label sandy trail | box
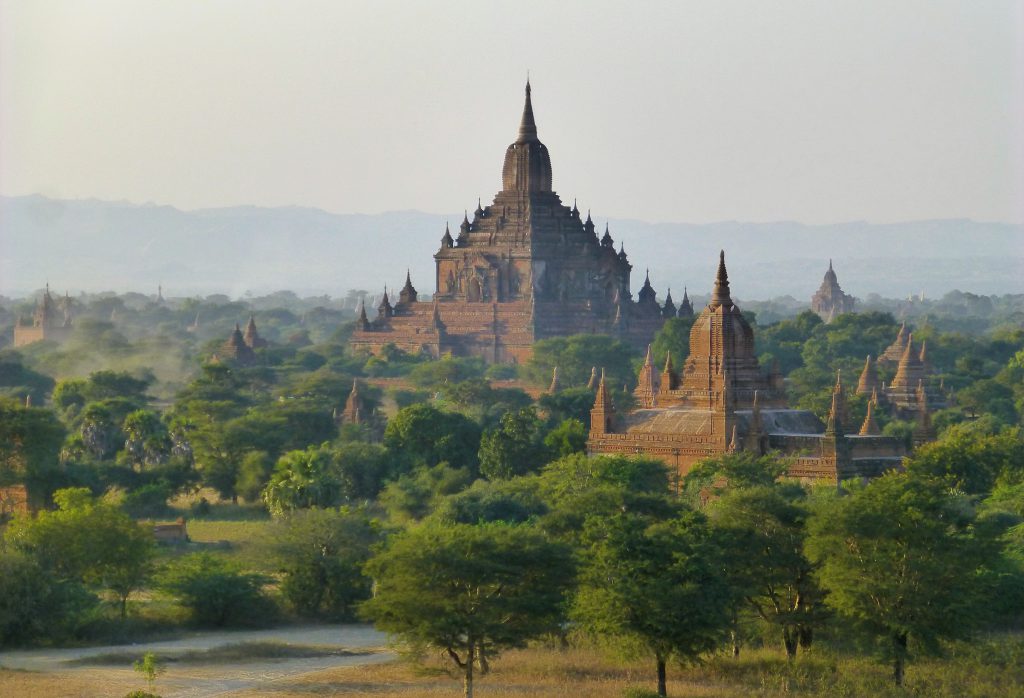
[0,624,394,697]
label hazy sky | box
[2,0,1022,224]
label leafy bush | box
[121,482,172,518]
[0,550,96,647]
[158,553,272,627]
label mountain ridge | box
[1,195,1021,299]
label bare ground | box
[0,624,392,697]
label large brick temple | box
[349,82,671,364]
[588,252,911,482]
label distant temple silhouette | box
[811,260,856,322]
[14,284,73,348]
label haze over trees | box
[0,288,1021,695]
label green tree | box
[537,386,598,426]
[806,473,999,685]
[0,398,65,505]
[707,484,825,658]
[542,418,587,458]
[5,487,155,618]
[907,423,1024,494]
[433,478,548,525]
[122,409,172,468]
[362,521,573,698]
[573,509,733,697]
[525,334,639,390]
[384,403,481,473]
[651,316,695,369]
[537,453,673,541]
[235,450,274,503]
[262,445,343,515]
[269,506,380,618]
[478,407,551,479]
[0,550,95,647]
[379,463,474,523]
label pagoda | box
[810,260,856,322]
[588,252,909,483]
[349,82,668,363]
[14,284,74,348]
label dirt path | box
[0,624,394,697]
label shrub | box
[0,550,96,647]
[158,553,272,627]
[121,482,172,518]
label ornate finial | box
[517,78,538,143]
[710,250,731,308]
[644,344,653,366]
[663,350,673,372]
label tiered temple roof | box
[349,82,670,363]
[588,253,910,483]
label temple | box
[857,324,949,417]
[810,260,856,322]
[587,252,909,483]
[349,82,672,363]
[13,285,74,348]
[212,317,268,366]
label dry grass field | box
[4,639,1023,698]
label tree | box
[573,510,733,697]
[537,386,597,426]
[362,521,573,698]
[907,423,1024,494]
[707,484,825,658]
[5,487,155,618]
[525,334,639,390]
[478,407,551,479]
[0,550,95,647]
[269,506,380,618]
[122,409,172,468]
[384,403,481,473]
[158,553,270,627]
[378,463,474,523]
[262,445,343,515]
[806,473,999,685]
[537,453,674,541]
[0,398,65,504]
[542,418,587,458]
[651,316,695,369]
[433,478,548,525]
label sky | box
[1,0,1022,224]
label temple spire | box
[548,366,561,394]
[710,250,732,309]
[859,399,881,436]
[517,79,538,143]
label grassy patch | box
[66,641,373,667]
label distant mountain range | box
[1,195,1021,301]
